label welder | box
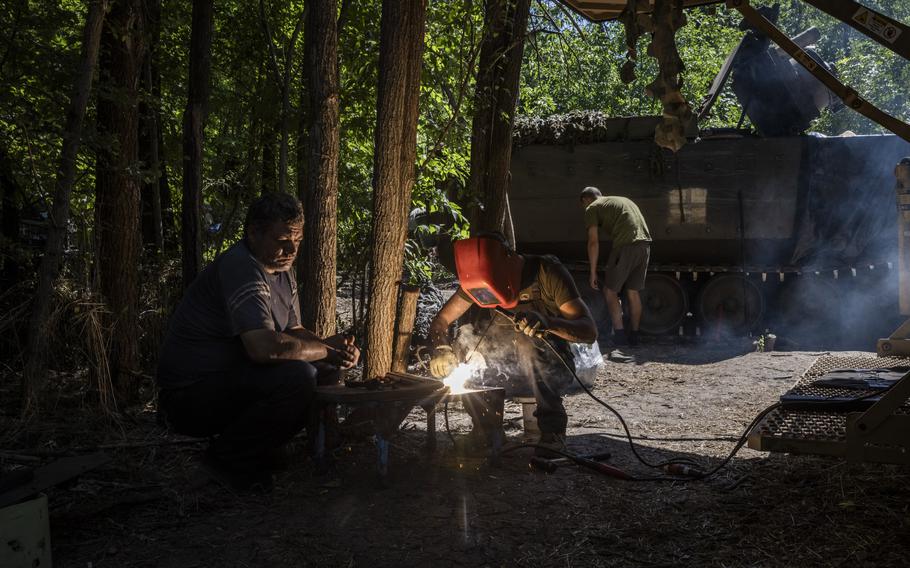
[428,233,597,455]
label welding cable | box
[534,335,792,480]
[536,334,904,481]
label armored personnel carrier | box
[509,10,910,346]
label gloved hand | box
[516,311,551,338]
[429,345,458,378]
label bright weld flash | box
[443,363,474,394]
[442,355,485,394]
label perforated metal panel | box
[748,355,910,459]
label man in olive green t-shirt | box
[580,187,651,346]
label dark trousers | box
[515,335,574,434]
[158,361,339,472]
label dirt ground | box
[3,338,910,567]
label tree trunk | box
[139,0,163,255]
[0,142,22,287]
[181,0,214,288]
[392,284,420,372]
[364,0,427,380]
[95,0,145,402]
[158,116,174,248]
[298,0,340,337]
[21,0,108,410]
[466,0,530,233]
[260,117,277,193]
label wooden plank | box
[0,453,110,509]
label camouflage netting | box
[512,111,624,146]
[514,1,694,152]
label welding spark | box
[443,363,475,394]
[442,355,486,394]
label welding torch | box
[493,306,551,337]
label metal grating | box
[748,355,910,458]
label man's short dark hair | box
[244,193,304,235]
[580,186,602,200]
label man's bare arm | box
[586,225,600,290]
[240,328,329,364]
[547,298,598,343]
[428,292,474,347]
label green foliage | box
[520,0,909,135]
[2,0,909,296]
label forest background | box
[1,0,908,412]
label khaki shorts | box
[603,242,650,292]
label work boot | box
[534,431,567,458]
[612,330,628,347]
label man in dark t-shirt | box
[157,193,359,490]
[427,234,597,455]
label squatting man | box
[156,193,360,490]
[427,234,598,454]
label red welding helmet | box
[453,236,524,309]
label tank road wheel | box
[639,273,688,335]
[696,274,764,334]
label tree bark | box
[298,0,340,336]
[139,0,163,255]
[466,0,530,232]
[21,0,108,410]
[95,0,145,401]
[364,0,427,380]
[392,284,420,372]
[181,0,214,288]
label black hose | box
[536,334,780,480]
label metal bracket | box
[800,0,909,61]
[877,318,910,356]
[727,0,910,144]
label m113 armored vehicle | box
[509,2,910,346]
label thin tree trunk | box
[260,111,277,193]
[258,1,304,194]
[0,142,22,286]
[139,0,163,254]
[22,0,108,410]
[364,0,427,380]
[181,0,214,288]
[95,0,145,402]
[299,0,340,337]
[392,284,420,372]
[157,115,173,247]
[466,0,530,232]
